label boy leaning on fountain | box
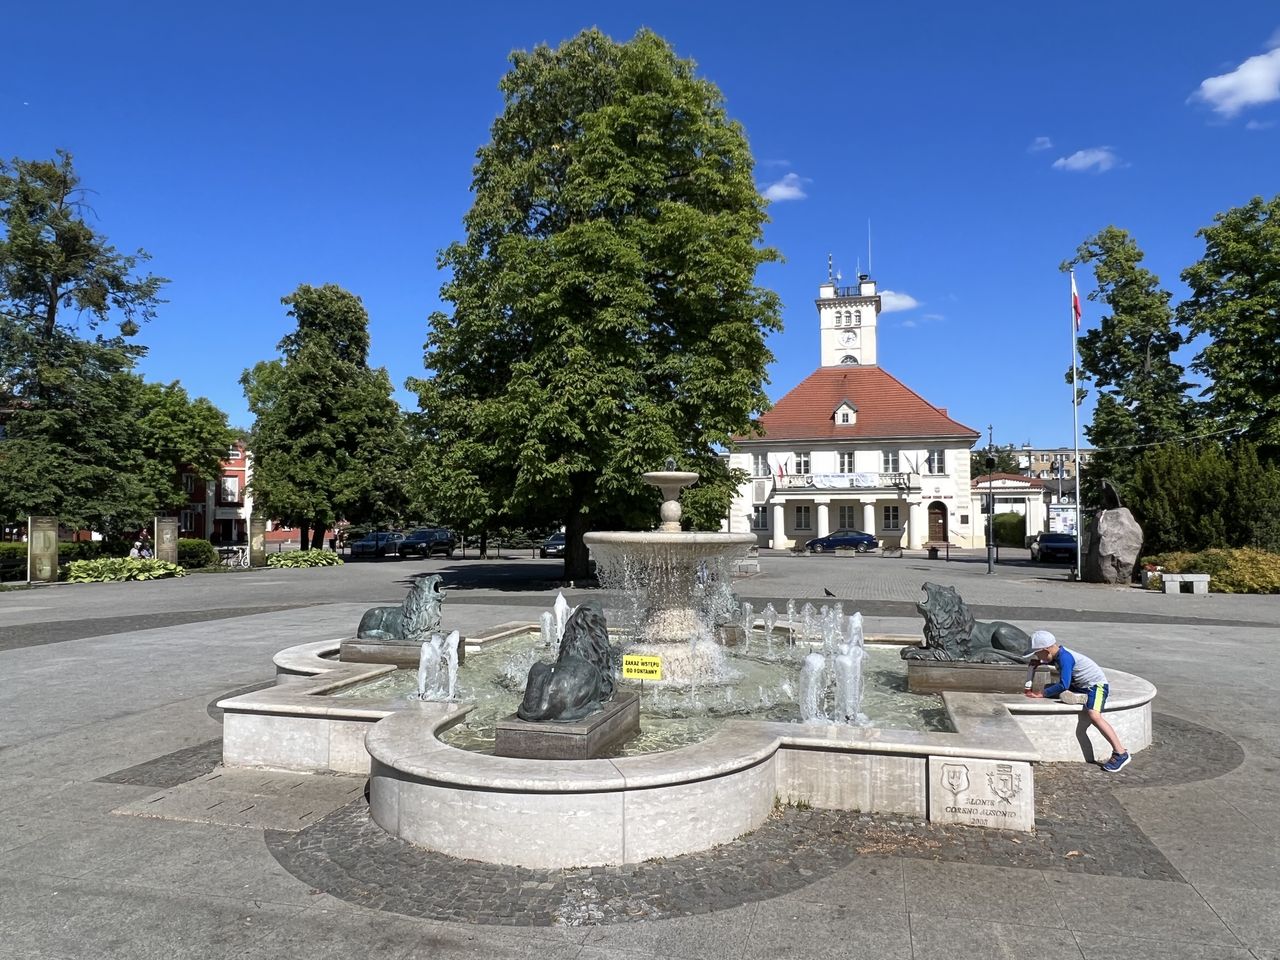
[1022,630,1131,772]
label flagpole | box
[1070,269,1082,578]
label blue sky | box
[6,2,1278,448]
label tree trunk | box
[478,530,489,559]
[563,504,593,582]
[299,521,311,551]
[310,525,325,550]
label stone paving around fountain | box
[2,550,1279,959]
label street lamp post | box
[985,425,995,575]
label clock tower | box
[817,269,880,367]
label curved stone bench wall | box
[1003,670,1156,762]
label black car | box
[540,532,566,558]
[399,527,457,559]
[1030,532,1077,563]
[805,528,879,553]
[349,531,405,559]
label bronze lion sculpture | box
[518,600,619,722]
[356,574,445,643]
[901,582,1031,662]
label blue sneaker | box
[1102,752,1131,773]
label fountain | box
[584,464,755,685]
[216,466,1158,868]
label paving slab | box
[113,767,367,830]
[1076,932,1256,960]
[1043,873,1240,946]
[1194,882,1280,959]
[743,898,912,960]
[901,860,1065,926]
[907,914,1084,960]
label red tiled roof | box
[739,366,980,443]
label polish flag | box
[776,457,785,479]
[1071,273,1082,332]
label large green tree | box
[1179,195,1280,456]
[0,152,229,535]
[409,28,782,578]
[1063,227,1192,502]
[243,284,407,547]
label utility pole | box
[986,425,995,575]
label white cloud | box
[1246,118,1275,130]
[922,313,946,322]
[900,318,918,328]
[762,172,808,202]
[1052,147,1122,173]
[1190,43,1280,117]
[879,290,920,313]
[1028,136,1053,152]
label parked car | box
[540,532,567,558]
[804,528,879,553]
[399,527,457,559]
[349,531,405,559]
[1030,532,1077,563]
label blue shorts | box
[1079,683,1109,711]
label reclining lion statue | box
[357,574,444,643]
[901,581,1031,663]
[518,600,619,723]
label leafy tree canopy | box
[409,28,782,577]
[243,284,407,547]
[1,151,230,535]
[1180,194,1280,455]
[1062,227,1191,501]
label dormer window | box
[840,412,851,424]
[832,401,857,426]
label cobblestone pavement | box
[263,713,1238,927]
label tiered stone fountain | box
[585,467,755,685]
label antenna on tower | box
[867,219,872,276]
[827,253,833,283]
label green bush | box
[993,512,1026,548]
[177,538,218,569]
[62,557,187,582]
[1,540,113,579]
[1142,547,1280,594]
[267,549,343,568]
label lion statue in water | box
[901,582,1032,663]
[518,600,619,723]
[356,574,444,643]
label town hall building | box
[727,272,982,550]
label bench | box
[1160,573,1210,595]
[923,541,952,561]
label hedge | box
[1141,547,1280,594]
[267,549,344,568]
[177,538,218,569]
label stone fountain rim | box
[583,530,756,544]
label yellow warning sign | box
[622,654,663,680]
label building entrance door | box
[928,502,947,542]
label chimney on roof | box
[858,274,875,297]
[938,407,947,416]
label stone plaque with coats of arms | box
[928,756,1034,831]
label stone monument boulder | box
[1081,507,1143,584]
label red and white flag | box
[776,457,785,479]
[1071,273,1082,332]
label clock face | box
[839,330,858,347]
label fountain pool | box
[332,630,950,755]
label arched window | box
[841,355,859,365]
[853,309,862,325]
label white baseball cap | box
[1028,630,1057,652]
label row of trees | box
[0,153,234,537]
[1068,196,1280,551]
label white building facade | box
[728,273,981,550]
